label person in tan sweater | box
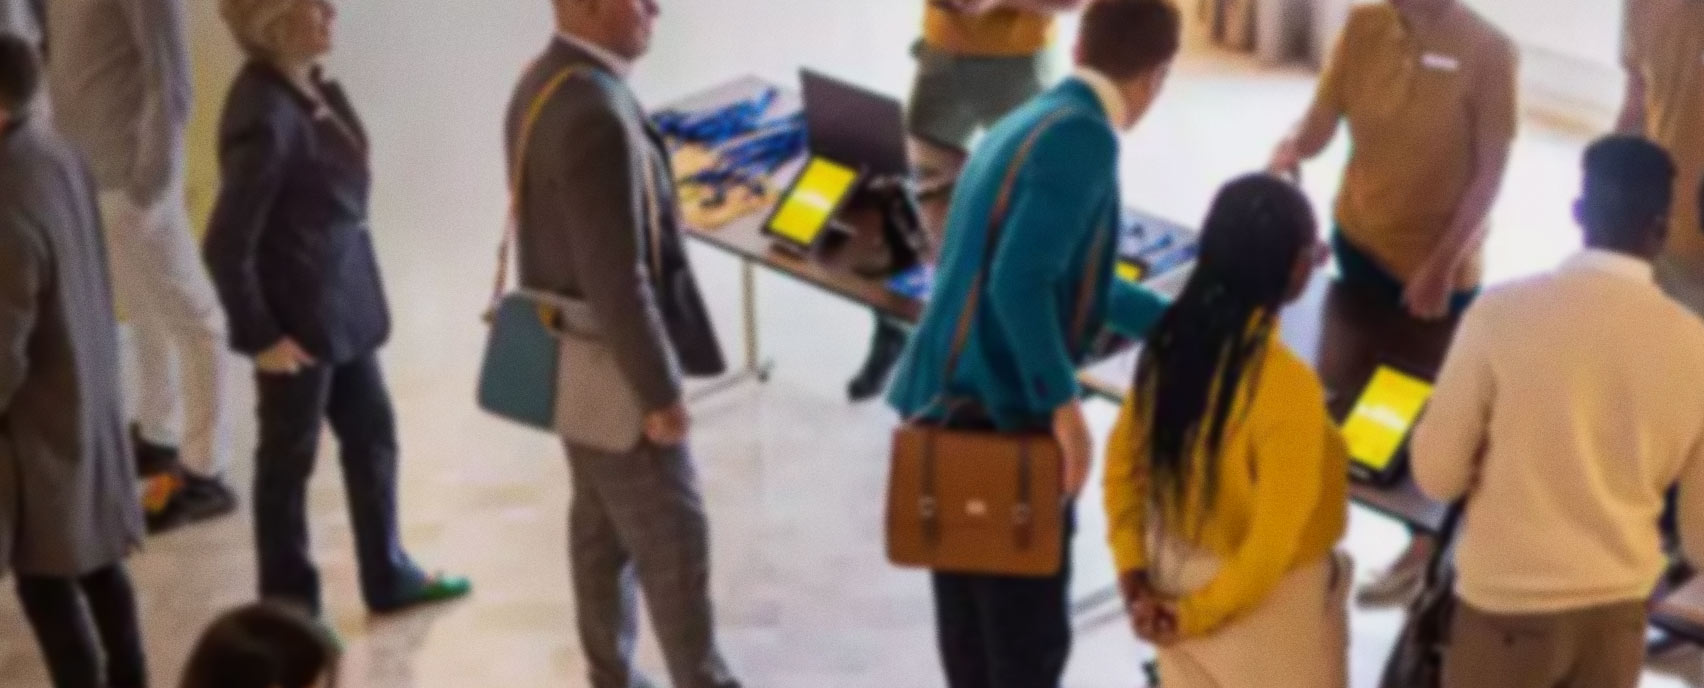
[1414,136,1704,688]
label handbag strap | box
[929,108,1110,413]
[488,64,595,315]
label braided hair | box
[1135,174,1317,521]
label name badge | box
[1421,52,1462,72]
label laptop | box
[800,69,910,179]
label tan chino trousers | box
[1443,599,1647,688]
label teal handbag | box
[478,293,560,430]
[476,65,590,431]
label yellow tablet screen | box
[768,158,857,246]
[1342,367,1433,472]
[1116,260,1144,283]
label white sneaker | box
[1356,558,1425,608]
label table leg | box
[688,259,775,403]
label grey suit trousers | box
[565,440,739,688]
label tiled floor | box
[3,1,1702,686]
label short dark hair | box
[1078,0,1183,81]
[179,603,341,688]
[1579,135,1676,250]
[0,33,41,113]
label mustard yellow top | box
[922,4,1054,57]
[1103,329,1348,637]
[1625,0,1704,271]
[1307,4,1518,289]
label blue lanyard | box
[652,88,781,147]
[656,89,809,201]
[682,117,807,192]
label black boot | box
[131,424,180,478]
[847,317,908,402]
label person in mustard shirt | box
[1105,174,1350,688]
[846,0,1085,403]
[1267,0,1517,606]
[1620,0,1704,316]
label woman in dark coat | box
[205,0,469,617]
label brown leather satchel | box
[886,109,1109,577]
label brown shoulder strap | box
[936,109,1097,393]
[1070,219,1113,346]
[487,65,594,314]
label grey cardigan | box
[0,119,142,578]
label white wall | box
[1462,0,1625,123]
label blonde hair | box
[218,0,298,58]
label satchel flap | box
[890,426,1065,529]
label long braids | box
[1134,174,1318,524]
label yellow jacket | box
[1103,329,1348,637]
[922,5,1053,57]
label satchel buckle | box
[919,497,938,519]
[1012,504,1032,525]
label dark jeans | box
[932,508,1076,688]
[253,353,425,615]
[15,564,147,688]
[1335,232,1476,540]
[1332,232,1479,317]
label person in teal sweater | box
[885,1,1181,686]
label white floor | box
[3,1,1700,686]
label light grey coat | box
[0,0,41,46]
[0,0,44,118]
[0,119,142,578]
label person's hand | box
[1053,401,1093,497]
[1403,256,1456,321]
[1118,569,1154,607]
[255,338,315,375]
[1267,136,1304,182]
[1131,596,1181,647]
[644,402,691,446]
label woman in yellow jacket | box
[1103,174,1351,688]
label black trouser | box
[931,507,1075,688]
[253,353,424,615]
[15,564,147,688]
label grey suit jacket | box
[0,119,142,578]
[503,39,725,413]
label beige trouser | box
[99,187,237,476]
[1149,537,1352,688]
[1443,600,1647,688]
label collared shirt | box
[1072,67,1128,130]
[1625,0,1704,272]
[45,0,190,206]
[556,31,633,78]
[922,4,1053,57]
[1306,3,1518,289]
[1414,247,1704,614]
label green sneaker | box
[371,574,472,614]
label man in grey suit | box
[0,34,147,688]
[503,2,738,687]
